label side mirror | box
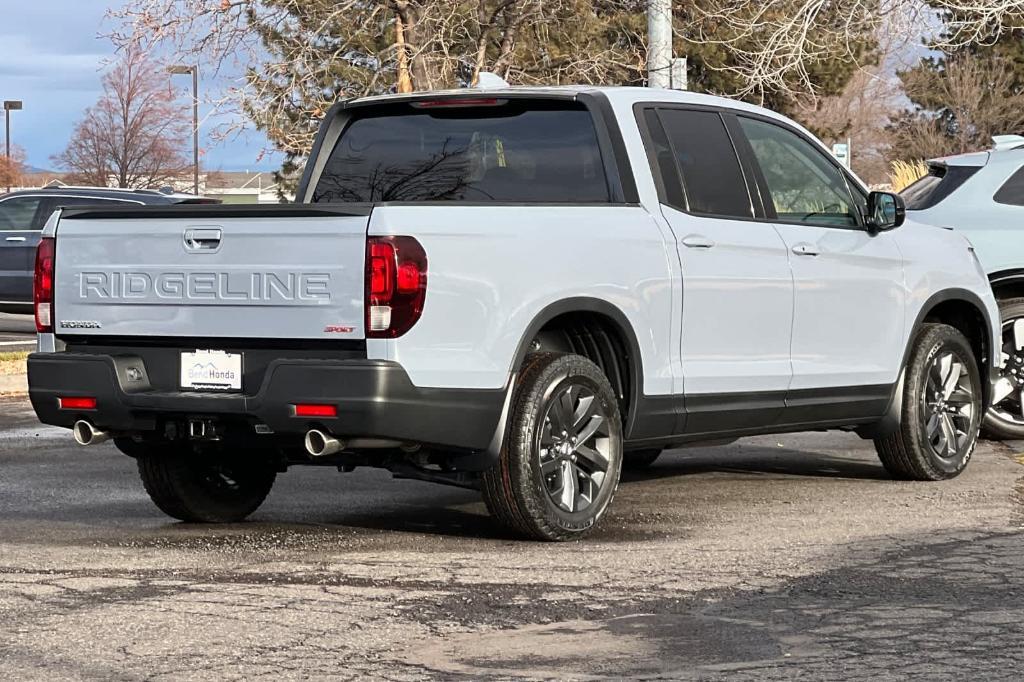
[867,191,905,232]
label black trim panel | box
[28,353,505,454]
[683,390,785,433]
[581,92,639,204]
[625,383,894,447]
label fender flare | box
[901,288,994,370]
[504,297,648,436]
[863,287,996,439]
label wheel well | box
[990,273,1024,302]
[922,299,990,379]
[528,311,635,423]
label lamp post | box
[4,100,22,193]
[168,65,199,195]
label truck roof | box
[346,85,797,127]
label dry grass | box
[888,160,929,193]
[0,352,28,376]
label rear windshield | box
[901,164,979,210]
[311,100,609,203]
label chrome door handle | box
[4,236,26,242]
[791,243,820,256]
[682,235,715,249]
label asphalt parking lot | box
[0,313,34,351]
[1,395,1024,680]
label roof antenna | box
[474,72,510,89]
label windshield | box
[311,100,609,203]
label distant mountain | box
[23,166,55,174]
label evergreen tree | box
[244,1,878,194]
[892,8,1024,159]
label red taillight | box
[412,98,505,108]
[293,403,338,418]
[59,397,96,410]
[368,241,395,300]
[365,236,427,338]
[34,237,55,333]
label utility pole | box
[168,65,200,195]
[647,0,672,89]
[4,100,22,193]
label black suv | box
[0,187,217,313]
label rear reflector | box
[293,404,338,418]
[59,397,97,410]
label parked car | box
[901,137,1024,439]
[0,187,217,314]
[27,84,999,541]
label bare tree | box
[0,146,26,190]
[108,0,1024,121]
[54,51,191,189]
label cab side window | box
[656,109,753,218]
[738,117,860,228]
[0,197,45,231]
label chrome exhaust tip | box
[304,429,343,457]
[73,420,110,446]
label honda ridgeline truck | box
[28,85,1000,541]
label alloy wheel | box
[537,383,611,514]
[922,349,976,460]
[990,316,1024,426]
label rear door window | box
[0,197,45,231]
[994,165,1024,206]
[312,100,609,203]
[38,196,139,225]
[902,165,980,209]
[654,108,753,218]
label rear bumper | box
[28,352,506,452]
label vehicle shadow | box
[622,443,893,483]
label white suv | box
[28,86,999,541]
[902,137,1024,439]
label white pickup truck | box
[28,86,1000,541]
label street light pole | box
[647,0,672,89]
[168,65,200,195]
[3,100,23,193]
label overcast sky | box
[0,1,276,173]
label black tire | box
[137,447,277,523]
[982,297,1024,440]
[481,353,623,541]
[623,448,662,470]
[875,323,982,481]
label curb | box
[0,373,28,395]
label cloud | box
[0,0,275,172]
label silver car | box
[0,187,215,314]
[903,136,1024,439]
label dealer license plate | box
[180,350,243,391]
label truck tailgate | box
[51,205,370,340]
